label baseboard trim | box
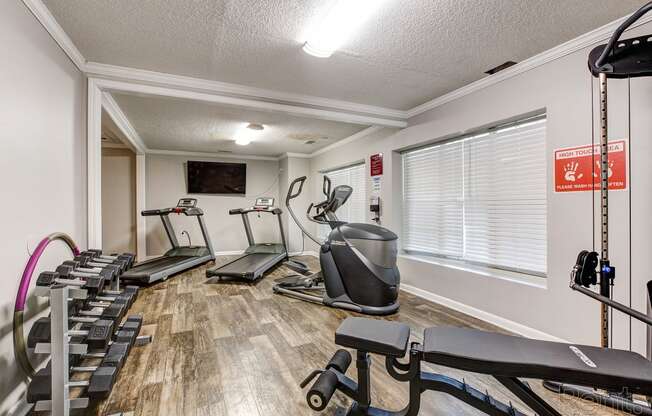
[401,284,567,343]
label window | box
[319,163,367,239]
[402,116,547,276]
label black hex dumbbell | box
[27,362,119,403]
[84,249,135,269]
[27,317,114,350]
[37,270,105,297]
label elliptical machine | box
[273,175,400,315]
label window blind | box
[402,117,547,276]
[319,163,366,239]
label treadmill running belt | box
[208,253,285,279]
[122,256,196,277]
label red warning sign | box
[554,140,627,193]
[370,153,383,176]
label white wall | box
[145,154,281,255]
[0,1,86,413]
[308,22,652,351]
[102,147,137,254]
[284,157,312,254]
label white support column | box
[50,286,70,416]
[87,78,103,249]
[136,154,147,260]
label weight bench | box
[302,317,652,416]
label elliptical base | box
[272,283,399,316]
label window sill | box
[398,253,548,289]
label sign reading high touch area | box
[554,140,627,192]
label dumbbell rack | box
[32,284,92,414]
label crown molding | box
[21,0,86,71]
[28,0,652,134]
[310,126,384,158]
[92,77,406,128]
[405,11,652,119]
[101,92,147,154]
[101,142,128,149]
[85,62,407,120]
[147,148,280,162]
[280,152,313,160]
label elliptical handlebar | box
[287,176,307,203]
[322,176,331,199]
[306,203,329,226]
[285,176,323,246]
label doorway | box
[101,109,137,254]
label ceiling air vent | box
[305,140,316,145]
[485,61,517,75]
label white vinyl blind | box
[319,163,366,239]
[403,140,464,258]
[402,117,547,276]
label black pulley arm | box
[589,1,652,77]
[570,250,651,327]
[571,250,599,287]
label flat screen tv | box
[187,161,246,194]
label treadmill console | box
[177,198,197,208]
[254,197,275,211]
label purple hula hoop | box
[15,233,79,311]
[13,232,80,378]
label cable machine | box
[543,3,652,414]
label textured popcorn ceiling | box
[43,0,645,110]
[112,93,367,156]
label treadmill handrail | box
[142,207,204,216]
[231,207,283,215]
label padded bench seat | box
[423,327,652,396]
[335,317,410,357]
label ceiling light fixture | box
[234,123,264,146]
[302,0,387,58]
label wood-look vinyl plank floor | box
[85,256,627,416]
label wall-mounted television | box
[187,161,246,194]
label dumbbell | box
[36,272,123,323]
[28,315,143,353]
[28,317,114,350]
[42,264,137,306]
[75,253,128,273]
[37,270,106,297]
[67,256,123,276]
[27,361,119,403]
[85,249,135,268]
[56,263,115,290]
[64,259,140,300]
[56,262,138,306]
[36,272,136,329]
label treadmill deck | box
[206,252,286,280]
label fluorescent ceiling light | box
[234,123,264,146]
[303,0,387,58]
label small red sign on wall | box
[370,153,383,176]
[554,140,627,192]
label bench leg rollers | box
[326,349,351,373]
[307,370,339,411]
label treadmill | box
[121,198,215,284]
[206,197,288,281]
